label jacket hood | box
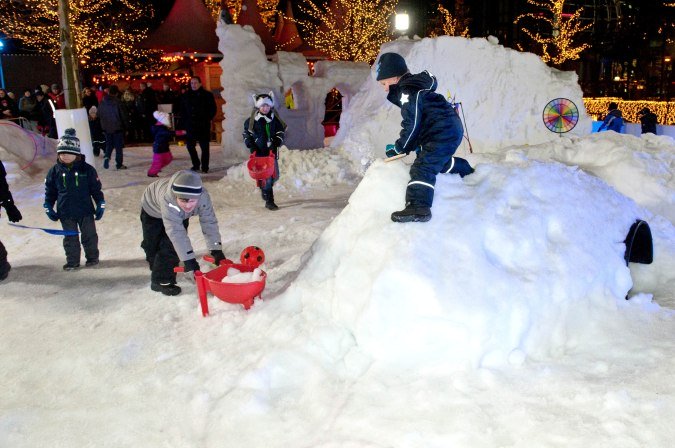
[397,71,438,92]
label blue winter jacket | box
[44,157,104,219]
[152,124,172,154]
[387,71,463,154]
[598,109,623,133]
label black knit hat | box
[56,128,81,155]
[376,53,409,81]
[171,171,203,199]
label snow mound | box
[507,132,675,222]
[334,36,591,166]
[225,146,362,190]
[281,159,655,369]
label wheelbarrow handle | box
[173,266,203,274]
[202,255,234,266]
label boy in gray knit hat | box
[140,170,227,296]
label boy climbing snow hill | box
[44,129,105,270]
[377,52,474,223]
[147,110,174,177]
[140,170,226,296]
[243,92,286,210]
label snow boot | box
[391,204,432,223]
[151,282,181,296]
[63,262,81,271]
[265,190,279,211]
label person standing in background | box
[180,76,216,173]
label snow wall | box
[217,23,370,161]
[333,36,592,169]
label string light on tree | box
[514,0,590,66]
[291,0,397,62]
[427,3,470,38]
[0,0,162,73]
[206,0,279,30]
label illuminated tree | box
[514,0,591,66]
[292,0,397,62]
[0,0,159,73]
[209,0,279,29]
[427,3,470,38]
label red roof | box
[140,0,220,54]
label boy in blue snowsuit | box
[377,52,473,223]
[44,129,106,270]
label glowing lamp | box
[395,13,409,31]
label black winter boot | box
[391,204,432,223]
[151,282,182,296]
[264,189,279,211]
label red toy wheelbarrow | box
[174,248,267,317]
[247,152,276,187]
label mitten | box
[210,250,227,265]
[95,200,105,221]
[43,202,58,221]
[385,144,401,158]
[2,200,22,222]
[183,258,200,273]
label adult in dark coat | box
[98,85,127,169]
[1,160,23,281]
[638,108,658,135]
[180,76,217,173]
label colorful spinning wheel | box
[542,98,579,134]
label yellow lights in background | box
[93,71,192,85]
[584,98,675,126]
[514,0,590,66]
[0,0,159,72]
[160,53,217,63]
[292,0,398,62]
[428,4,470,38]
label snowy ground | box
[1,133,674,447]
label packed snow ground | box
[2,34,675,447]
[1,132,674,447]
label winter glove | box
[1,200,22,222]
[385,144,401,158]
[210,250,227,265]
[95,200,105,221]
[183,258,200,273]
[43,202,58,222]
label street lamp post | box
[0,40,5,90]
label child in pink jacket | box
[148,111,174,177]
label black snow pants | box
[140,209,188,285]
[61,215,99,265]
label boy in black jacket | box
[243,92,286,210]
[44,129,106,270]
[1,160,23,281]
[377,52,473,223]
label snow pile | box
[279,158,670,369]
[506,132,675,222]
[221,267,264,283]
[225,145,362,190]
[334,36,591,165]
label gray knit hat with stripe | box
[171,170,203,199]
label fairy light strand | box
[288,0,397,62]
[514,0,591,66]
